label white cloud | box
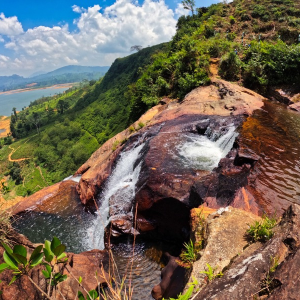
[0,35,4,42]
[0,13,23,36]
[0,0,178,76]
[0,54,9,62]
[175,3,190,17]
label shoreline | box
[0,83,74,96]
[0,116,10,138]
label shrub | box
[229,15,236,24]
[219,51,242,81]
[247,215,277,242]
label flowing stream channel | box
[14,121,241,299]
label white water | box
[89,143,145,250]
[178,125,238,171]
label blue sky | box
[0,0,219,76]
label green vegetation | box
[200,263,223,282]
[164,277,198,300]
[247,215,277,242]
[0,235,136,300]
[180,240,198,264]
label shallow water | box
[239,100,300,213]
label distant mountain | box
[0,65,110,91]
[33,65,110,78]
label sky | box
[0,0,219,77]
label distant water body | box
[0,86,71,116]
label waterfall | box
[89,143,145,250]
[178,124,238,171]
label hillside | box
[0,65,109,91]
[0,44,165,198]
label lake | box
[0,86,71,116]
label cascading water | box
[178,124,238,170]
[89,143,145,250]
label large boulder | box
[193,204,300,300]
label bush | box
[219,51,242,81]
[247,215,277,242]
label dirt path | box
[8,145,30,162]
[209,58,220,80]
[37,166,49,186]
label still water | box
[239,100,300,214]
[0,86,71,116]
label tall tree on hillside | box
[12,107,17,120]
[182,0,195,15]
[56,100,69,114]
[130,45,143,52]
[29,112,41,134]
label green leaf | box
[9,275,19,285]
[42,270,50,279]
[88,290,98,299]
[45,264,51,274]
[50,237,61,253]
[30,253,43,267]
[0,263,9,273]
[77,291,85,300]
[11,253,27,266]
[43,248,54,263]
[1,242,13,254]
[30,245,43,261]
[78,276,82,284]
[57,252,66,261]
[13,245,27,259]
[53,244,66,257]
[44,240,53,255]
[3,252,19,270]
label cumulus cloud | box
[0,13,23,36]
[175,3,190,17]
[0,0,178,76]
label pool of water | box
[13,207,165,300]
[239,100,300,214]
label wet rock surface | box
[193,204,300,300]
[151,253,186,300]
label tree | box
[29,112,41,134]
[182,0,195,15]
[12,107,17,120]
[130,45,143,52]
[56,100,69,114]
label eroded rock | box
[193,204,300,300]
[186,206,261,295]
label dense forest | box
[2,0,300,198]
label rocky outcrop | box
[193,204,300,300]
[76,80,264,207]
[74,80,265,242]
[0,230,109,300]
[186,206,261,295]
[11,179,81,216]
